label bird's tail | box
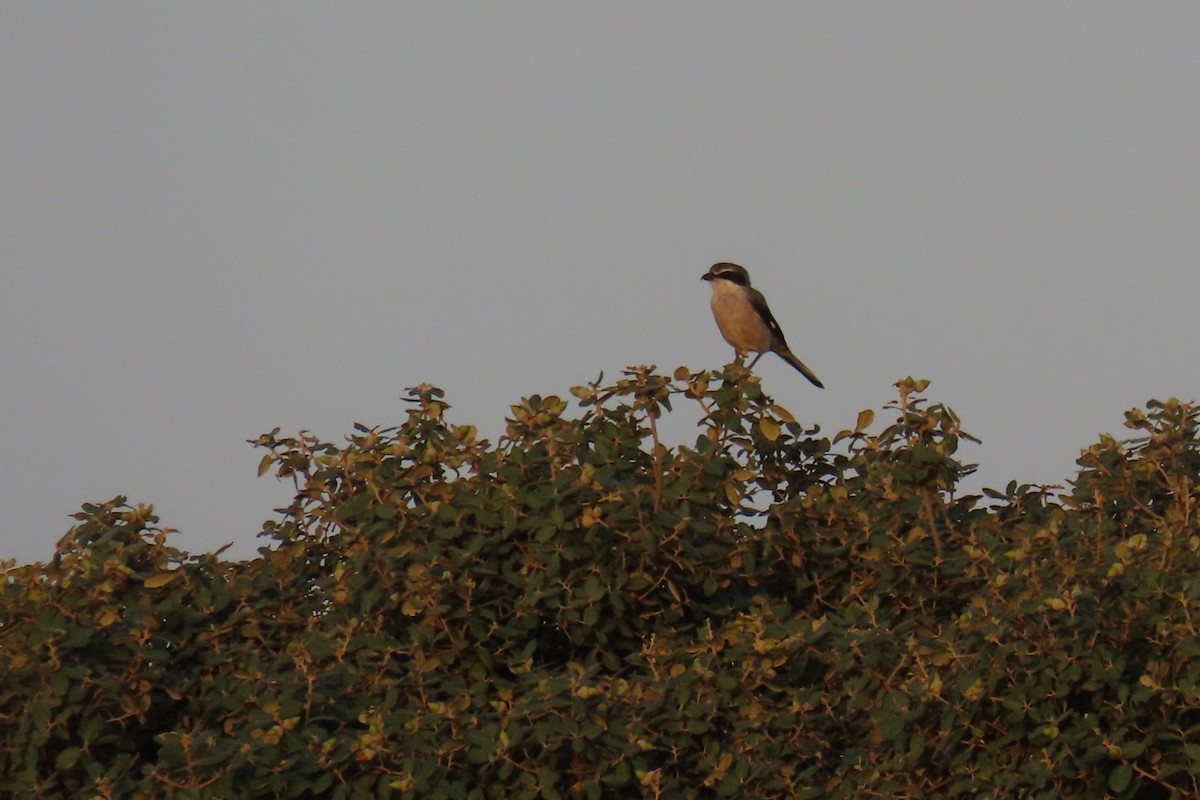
[777,349,824,388]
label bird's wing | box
[749,287,823,388]
[748,288,790,349]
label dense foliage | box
[2,366,1199,799]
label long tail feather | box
[777,349,824,388]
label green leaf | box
[80,715,102,743]
[879,715,905,741]
[1108,764,1132,793]
[54,746,81,771]
[717,771,741,797]
[582,605,600,627]
[583,575,604,601]
[306,633,333,661]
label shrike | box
[701,262,824,388]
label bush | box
[2,366,1198,798]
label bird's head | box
[702,262,751,286]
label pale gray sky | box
[3,5,1198,565]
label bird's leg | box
[747,352,764,369]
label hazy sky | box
[3,5,1198,565]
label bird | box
[701,262,824,388]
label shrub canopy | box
[2,366,1199,799]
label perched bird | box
[701,262,824,388]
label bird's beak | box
[701,272,712,281]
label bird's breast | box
[710,288,772,352]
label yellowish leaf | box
[401,597,423,616]
[143,571,176,589]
